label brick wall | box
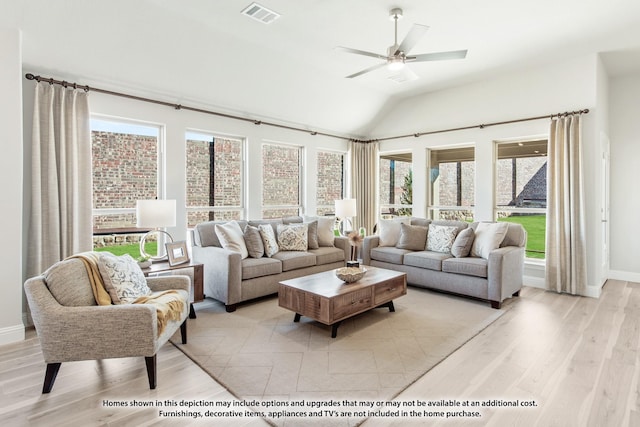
[262,144,301,218]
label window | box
[186,132,244,227]
[379,152,412,217]
[91,118,162,257]
[316,150,346,216]
[495,139,547,259]
[428,146,475,221]
[262,143,303,218]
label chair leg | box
[145,356,156,389]
[43,362,61,393]
[180,320,187,344]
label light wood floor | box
[1,281,638,426]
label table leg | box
[294,313,301,322]
[331,321,343,338]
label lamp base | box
[338,218,354,237]
[140,230,173,261]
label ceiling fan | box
[337,8,468,79]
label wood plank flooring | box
[1,281,638,426]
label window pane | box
[262,144,301,217]
[379,153,412,217]
[495,139,548,258]
[187,210,241,228]
[428,147,475,221]
[317,151,345,214]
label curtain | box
[349,140,379,235]
[545,114,587,295]
[27,82,92,278]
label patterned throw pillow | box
[97,253,152,304]
[277,224,308,251]
[258,224,279,257]
[426,224,459,253]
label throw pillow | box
[243,225,264,258]
[451,227,475,258]
[97,253,152,304]
[471,222,509,259]
[378,217,411,247]
[215,221,249,259]
[426,224,459,253]
[304,215,335,247]
[258,224,279,257]
[305,220,319,249]
[396,223,428,250]
[277,224,308,251]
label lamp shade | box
[335,198,356,218]
[136,199,176,228]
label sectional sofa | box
[361,218,526,309]
[191,216,348,312]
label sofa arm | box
[333,236,350,262]
[487,246,525,303]
[362,235,380,265]
[146,275,190,293]
[192,245,242,306]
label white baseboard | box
[0,323,25,346]
[524,275,545,289]
[608,270,640,284]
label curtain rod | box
[373,108,590,143]
[24,73,353,142]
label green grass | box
[94,242,158,259]
[498,214,546,259]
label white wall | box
[0,29,25,345]
[609,72,640,282]
[370,54,606,296]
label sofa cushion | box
[442,257,488,278]
[309,246,345,265]
[215,221,249,259]
[410,217,431,227]
[98,253,152,304]
[403,251,452,271]
[471,222,509,259]
[249,218,283,236]
[243,225,264,258]
[396,223,428,250]
[258,224,280,257]
[242,257,282,280]
[426,224,459,253]
[273,251,317,271]
[378,217,411,247]
[370,246,411,264]
[500,222,527,247]
[451,227,475,258]
[44,258,97,306]
[277,224,308,251]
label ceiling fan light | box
[388,58,405,71]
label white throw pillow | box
[471,222,509,259]
[426,224,459,253]
[97,253,152,304]
[303,215,335,247]
[215,221,249,259]
[378,217,411,247]
[277,224,308,251]
[258,224,280,257]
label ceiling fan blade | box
[346,62,387,78]
[395,24,429,55]
[408,49,468,62]
[335,46,388,61]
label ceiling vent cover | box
[241,3,280,24]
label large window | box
[186,132,244,227]
[495,139,547,259]
[379,152,412,217]
[91,118,162,256]
[262,143,303,218]
[316,150,346,216]
[428,146,475,221]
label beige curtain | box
[27,83,92,277]
[545,114,587,295]
[349,140,379,235]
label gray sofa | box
[361,218,526,309]
[191,216,349,312]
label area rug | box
[170,287,504,425]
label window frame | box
[315,149,347,216]
[426,145,475,221]
[378,151,413,218]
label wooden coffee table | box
[278,266,407,338]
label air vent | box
[241,2,280,24]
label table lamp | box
[136,199,176,261]
[335,198,356,236]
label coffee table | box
[278,266,407,338]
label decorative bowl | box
[336,266,367,283]
[138,260,152,269]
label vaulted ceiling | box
[4,0,640,138]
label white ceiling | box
[4,0,640,138]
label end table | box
[142,260,204,319]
